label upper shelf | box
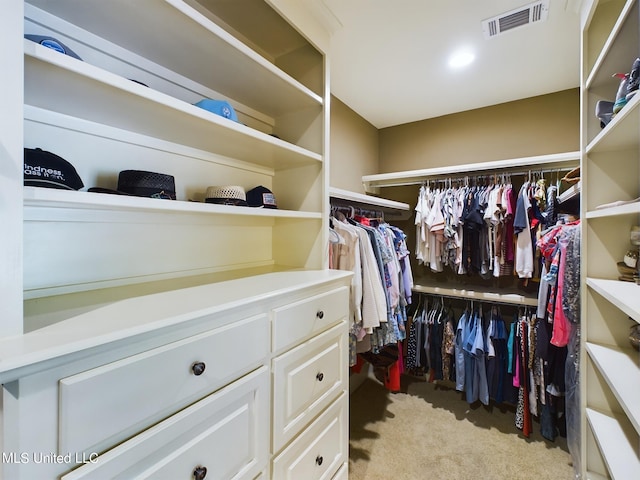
[24,41,322,170]
[25,0,323,113]
[586,277,640,323]
[412,278,538,306]
[586,199,640,219]
[329,187,410,218]
[585,0,638,91]
[586,92,640,154]
[361,151,580,191]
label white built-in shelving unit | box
[1,2,355,479]
[580,0,640,477]
[17,0,330,329]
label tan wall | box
[329,95,379,194]
[378,88,580,173]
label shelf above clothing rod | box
[329,187,411,219]
[413,279,538,307]
[362,151,580,192]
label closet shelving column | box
[20,0,328,328]
[362,151,580,303]
[580,0,640,478]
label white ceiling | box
[308,0,582,129]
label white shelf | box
[586,342,640,434]
[587,200,640,219]
[361,151,580,190]
[586,278,640,323]
[25,0,322,115]
[24,187,321,222]
[586,92,640,154]
[24,42,322,170]
[586,408,640,479]
[5,270,353,384]
[328,187,410,217]
[585,0,639,90]
[412,279,538,306]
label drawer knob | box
[316,372,324,382]
[315,455,324,466]
[191,362,206,376]
[316,310,324,319]
[193,466,207,480]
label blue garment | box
[454,311,468,392]
[463,313,477,403]
[470,312,489,405]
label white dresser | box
[0,270,352,480]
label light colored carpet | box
[349,376,575,480]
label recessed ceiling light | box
[448,49,475,69]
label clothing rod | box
[372,165,578,188]
[329,203,385,219]
[420,166,576,183]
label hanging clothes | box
[415,181,519,279]
[329,206,413,393]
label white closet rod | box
[403,166,575,187]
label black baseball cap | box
[24,148,84,190]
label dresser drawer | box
[59,314,269,455]
[272,322,346,452]
[62,367,269,480]
[331,463,348,480]
[272,286,349,354]
[272,393,347,480]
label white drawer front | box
[272,286,349,354]
[272,322,346,452]
[272,393,347,480]
[62,367,269,480]
[59,314,269,455]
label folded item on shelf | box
[24,34,82,60]
[89,170,176,200]
[194,99,239,122]
[594,197,640,210]
[24,147,84,191]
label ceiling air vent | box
[482,1,549,39]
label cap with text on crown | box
[24,148,84,190]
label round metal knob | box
[316,372,324,382]
[193,465,207,480]
[191,362,206,376]
[315,455,324,466]
[316,310,324,319]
